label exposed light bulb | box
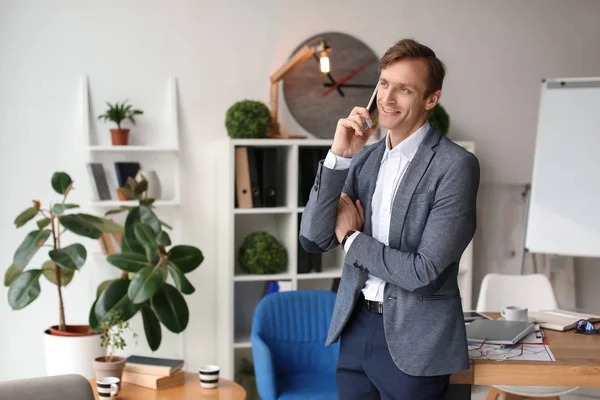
[319,52,330,74]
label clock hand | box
[323,83,375,89]
[312,54,344,97]
[322,60,374,97]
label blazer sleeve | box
[298,157,359,254]
[345,153,480,295]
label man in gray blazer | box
[299,38,480,399]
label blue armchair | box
[251,290,339,400]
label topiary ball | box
[427,103,450,136]
[225,100,272,139]
[238,232,287,275]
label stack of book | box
[122,355,185,390]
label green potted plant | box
[225,99,272,139]
[98,100,144,145]
[93,311,136,382]
[427,103,450,136]
[90,178,203,351]
[238,232,287,275]
[4,172,124,378]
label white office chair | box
[476,273,579,400]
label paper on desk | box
[519,325,545,344]
[469,344,556,362]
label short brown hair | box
[379,38,446,96]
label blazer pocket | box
[420,292,460,301]
[410,191,434,203]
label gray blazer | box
[299,125,480,377]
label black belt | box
[360,294,383,314]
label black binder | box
[260,148,278,207]
[246,148,262,207]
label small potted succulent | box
[98,100,144,145]
[93,311,136,382]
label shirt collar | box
[382,120,430,163]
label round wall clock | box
[283,32,381,139]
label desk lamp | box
[268,39,331,138]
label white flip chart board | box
[525,77,600,258]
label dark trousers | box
[336,298,450,400]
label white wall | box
[1,0,600,381]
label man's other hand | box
[335,192,365,242]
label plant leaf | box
[51,203,79,214]
[36,218,50,230]
[8,269,43,310]
[151,283,189,333]
[104,206,133,216]
[60,214,102,239]
[128,265,163,304]
[167,245,204,274]
[14,207,39,228]
[13,229,52,270]
[106,252,152,272]
[42,260,74,286]
[76,214,124,234]
[134,179,148,195]
[51,172,72,195]
[89,298,100,332]
[141,304,162,351]
[97,279,116,298]
[156,231,171,246]
[49,244,87,271]
[140,198,155,207]
[124,206,160,255]
[168,264,195,295]
[134,223,159,263]
[4,264,22,286]
[94,279,140,325]
[159,219,173,230]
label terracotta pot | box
[94,355,126,383]
[116,188,129,201]
[110,129,129,145]
[48,325,97,337]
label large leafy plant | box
[4,172,123,332]
[90,177,203,351]
[98,100,144,130]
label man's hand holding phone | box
[331,85,378,159]
[331,106,378,159]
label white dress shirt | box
[323,121,430,301]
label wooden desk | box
[90,372,246,400]
[450,312,600,387]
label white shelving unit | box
[217,137,476,381]
[80,74,185,360]
[80,74,181,208]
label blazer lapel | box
[389,126,441,249]
[360,140,386,236]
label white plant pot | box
[136,170,161,199]
[42,329,103,379]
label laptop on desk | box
[466,319,536,345]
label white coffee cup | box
[96,376,120,398]
[199,365,220,389]
[501,305,528,322]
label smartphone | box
[365,84,378,129]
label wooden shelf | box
[233,207,294,215]
[233,273,292,282]
[89,199,180,207]
[87,145,178,152]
